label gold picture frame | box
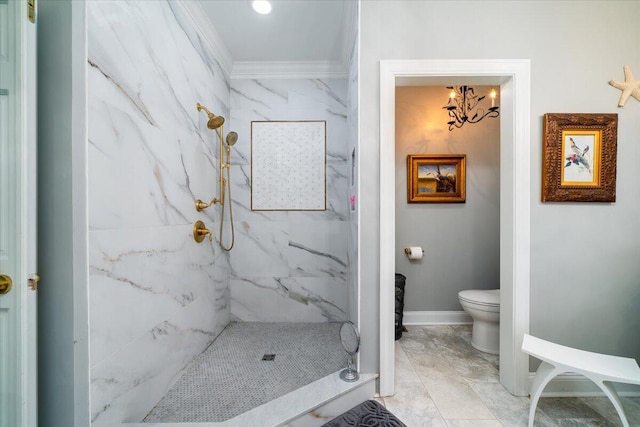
[542,113,618,202]
[407,154,466,203]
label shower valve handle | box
[193,220,213,243]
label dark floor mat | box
[322,400,407,427]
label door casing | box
[378,59,531,397]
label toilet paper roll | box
[405,246,423,260]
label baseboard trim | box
[528,372,640,397]
[403,311,472,325]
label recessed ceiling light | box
[252,0,272,15]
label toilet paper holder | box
[404,247,424,255]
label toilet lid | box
[458,289,500,306]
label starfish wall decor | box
[609,65,640,107]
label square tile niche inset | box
[251,121,326,211]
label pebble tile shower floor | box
[143,322,348,423]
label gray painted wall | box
[359,0,640,374]
[395,86,500,312]
[37,2,90,426]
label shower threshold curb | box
[123,371,377,427]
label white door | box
[0,0,37,426]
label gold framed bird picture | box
[561,132,600,187]
[542,113,618,202]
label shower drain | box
[261,354,276,361]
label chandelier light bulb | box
[443,85,500,131]
[449,89,456,105]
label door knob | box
[0,274,13,295]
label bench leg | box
[595,380,629,427]
[528,361,563,427]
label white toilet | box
[458,289,500,354]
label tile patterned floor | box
[375,325,640,427]
[143,322,347,422]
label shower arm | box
[195,197,219,212]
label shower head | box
[225,131,238,146]
[196,102,225,130]
[207,115,225,130]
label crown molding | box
[178,1,234,79]
[231,61,348,80]
[177,2,354,81]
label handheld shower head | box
[196,102,225,130]
[226,131,238,146]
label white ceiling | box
[199,0,352,64]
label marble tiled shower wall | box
[346,31,359,325]
[87,2,231,426]
[229,79,350,322]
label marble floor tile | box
[446,420,503,427]
[405,351,466,385]
[497,416,559,427]
[383,381,448,427]
[478,351,500,370]
[425,376,495,420]
[430,332,482,362]
[537,398,610,421]
[421,325,461,338]
[579,396,640,426]
[448,325,473,342]
[404,324,428,335]
[552,420,611,427]
[391,326,639,427]
[469,381,532,423]
[428,334,499,384]
[399,330,439,356]
[395,342,422,386]
[449,354,500,384]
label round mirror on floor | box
[339,321,360,382]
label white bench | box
[522,334,640,427]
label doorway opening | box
[379,59,531,397]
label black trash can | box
[395,273,406,340]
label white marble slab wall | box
[229,79,350,322]
[346,32,359,326]
[87,1,231,425]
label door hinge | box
[27,0,36,24]
[28,274,40,291]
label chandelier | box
[443,86,499,131]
